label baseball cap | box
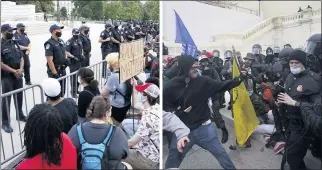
[72,28,80,34]
[42,78,61,97]
[105,23,112,28]
[1,24,17,32]
[135,83,159,98]
[49,24,64,33]
[16,23,25,28]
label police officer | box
[273,46,280,58]
[124,23,135,42]
[265,47,275,65]
[66,28,84,98]
[277,49,321,170]
[212,50,225,108]
[199,56,229,143]
[252,44,266,65]
[303,33,321,76]
[284,44,292,48]
[13,23,32,85]
[79,25,91,67]
[111,23,122,53]
[235,51,244,66]
[44,24,67,97]
[99,23,113,78]
[221,50,233,110]
[133,24,143,40]
[1,24,27,133]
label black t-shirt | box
[53,98,78,133]
[78,86,100,118]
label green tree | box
[60,7,68,20]
[103,2,123,20]
[121,1,143,20]
[16,0,55,14]
[72,0,103,20]
[143,1,159,21]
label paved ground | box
[163,102,321,169]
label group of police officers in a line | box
[1,21,158,133]
[163,33,321,169]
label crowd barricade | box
[1,84,44,169]
[0,60,139,169]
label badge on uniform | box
[101,32,104,36]
[12,36,16,40]
[46,44,50,50]
[297,85,303,92]
[66,41,70,45]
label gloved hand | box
[53,73,60,79]
[72,56,79,62]
[80,55,86,61]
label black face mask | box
[5,32,13,39]
[20,28,25,33]
[73,35,79,39]
[84,30,89,34]
[55,31,62,37]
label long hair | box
[23,104,63,166]
[78,67,99,89]
[86,96,111,120]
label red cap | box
[135,83,160,98]
[206,52,213,58]
[167,56,173,63]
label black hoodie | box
[163,55,243,130]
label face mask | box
[55,31,62,37]
[290,67,303,75]
[20,28,25,33]
[5,32,13,39]
[84,30,89,34]
[73,34,79,39]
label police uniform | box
[124,25,134,42]
[66,28,84,97]
[281,50,321,170]
[79,26,91,67]
[133,26,141,40]
[212,50,225,107]
[44,24,67,97]
[111,26,122,53]
[1,24,27,133]
[100,24,113,78]
[13,23,32,85]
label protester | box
[42,78,78,134]
[16,104,77,169]
[77,67,100,123]
[124,83,160,169]
[101,52,132,126]
[68,96,129,169]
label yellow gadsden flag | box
[232,56,259,146]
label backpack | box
[77,124,115,169]
[114,71,133,104]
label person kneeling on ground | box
[42,78,78,133]
[16,104,77,169]
[124,83,160,169]
[68,96,129,169]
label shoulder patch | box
[101,32,104,36]
[45,44,50,50]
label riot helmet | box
[266,47,273,55]
[284,44,292,48]
[273,46,280,54]
[224,50,233,60]
[198,56,212,75]
[212,50,220,57]
[252,44,262,55]
[278,47,294,66]
[303,33,321,58]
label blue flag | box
[174,10,198,58]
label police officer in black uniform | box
[44,24,67,97]
[99,23,113,78]
[1,24,27,133]
[273,46,280,58]
[212,49,225,108]
[133,24,143,40]
[79,25,91,67]
[199,56,229,143]
[111,23,122,53]
[66,28,84,98]
[284,44,292,48]
[124,23,135,42]
[13,23,32,85]
[303,33,321,76]
[221,50,233,110]
[277,49,321,170]
[252,44,266,65]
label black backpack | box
[115,71,133,104]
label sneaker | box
[263,134,271,142]
[274,141,285,154]
[2,124,13,133]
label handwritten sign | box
[119,39,145,83]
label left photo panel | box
[0,0,161,169]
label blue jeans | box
[165,123,236,170]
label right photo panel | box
[162,1,321,169]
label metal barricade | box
[0,84,44,168]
